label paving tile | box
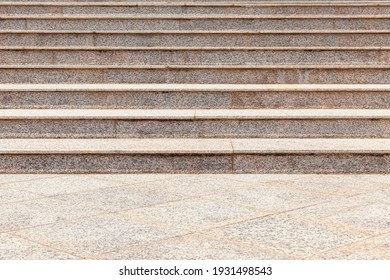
[103,233,287,260]
[123,198,263,232]
[220,175,390,201]
[210,214,368,257]
[1,174,387,260]
[94,174,185,185]
[14,213,183,258]
[324,204,390,235]
[0,233,79,260]
[138,174,249,197]
[0,174,58,186]
[358,188,390,204]
[289,175,390,197]
[220,174,304,184]
[221,175,390,196]
[57,184,185,212]
[286,196,373,220]
[0,197,105,232]
[0,187,44,204]
[360,175,390,186]
[3,175,128,196]
[319,233,390,260]
[0,138,233,153]
[207,184,326,212]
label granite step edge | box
[2,109,390,119]
[1,138,390,154]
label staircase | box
[1,0,390,173]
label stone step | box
[1,30,388,47]
[2,15,390,30]
[1,138,389,173]
[1,64,390,84]
[1,0,384,2]
[3,2,390,16]
[1,109,390,138]
[2,47,390,65]
[2,84,390,109]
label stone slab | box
[13,213,185,258]
[2,32,390,48]
[209,214,369,257]
[0,233,79,260]
[122,198,263,231]
[323,204,390,235]
[3,67,390,84]
[0,17,390,32]
[0,197,106,232]
[0,154,232,173]
[3,174,129,196]
[5,3,390,16]
[102,232,287,260]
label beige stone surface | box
[2,138,390,154]
[3,108,390,119]
[0,138,233,154]
[1,0,390,261]
[0,174,388,260]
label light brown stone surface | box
[0,174,389,260]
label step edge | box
[1,109,390,120]
[1,84,390,92]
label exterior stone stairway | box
[1,0,390,173]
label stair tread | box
[1,29,389,34]
[0,46,388,50]
[3,2,390,7]
[3,15,390,18]
[2,83,390,91]
[0,138,389,154]
[1,64,390,69]
[1,109,390,119]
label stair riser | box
[1,119,390,138]
[1,154,389,174]
[2,68,390,84]
[3,91,390,109]
[0,33,387,47]
[2,18,390,31]
[2,91,390,109]
[1,0,382,2]
[2,50,389,65]
[3,6,390,16]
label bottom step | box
[1,138,390,174]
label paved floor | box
[0,174,389,260]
